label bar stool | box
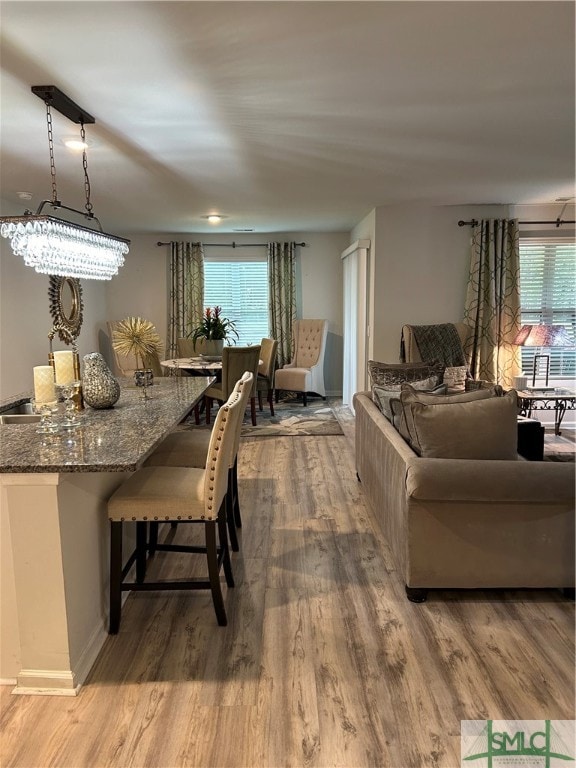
[144,371,253,551]
[107,389,243,633]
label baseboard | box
[11,620,109,697]
[13,669,80,696]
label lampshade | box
[513,324,573,347]
[0,85,129,281]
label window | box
[519,239,576,379]
[204,258,269,345]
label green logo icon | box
[462,720,574,767]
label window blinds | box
[204,259,269,345]
[519,239,575,378]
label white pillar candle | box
[33,365,56,404]
[53,350,76,385]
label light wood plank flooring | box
[1,407,574,768]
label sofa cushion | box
[399,383,503,448]
[407,388,518,459]
[368,360,445,419]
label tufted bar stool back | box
[144,372,253,552]
[107,388,243,632]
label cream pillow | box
[442,365,468,392]
[399,384,502,447]
[408,389,518,459]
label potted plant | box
[190,306,239,357]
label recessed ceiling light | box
[62,138,90,151]
[201,214,228,224]
[17,191,33,200]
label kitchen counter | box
[0,375,213,696]
[0,376,211,473]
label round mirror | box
[48,276,84,342]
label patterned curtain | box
[167,241,204,357]
[268,242,297,368]
[463,219,521,387]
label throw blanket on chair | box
[409,323,467,367]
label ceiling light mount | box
[0,85,128,280]
[31,85,95,125]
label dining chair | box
[144,371,253,552]
[107,320,165,378]
[274,319,328,406]
[107,388,243,632]
[256,338,279,415]
[107,321,139,376]
[205,345,261,426]
[177,337,207,357]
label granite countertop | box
[0,377,212,474]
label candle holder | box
[57,382,82,429]
[134,368,154,399]
[31,399,60,434]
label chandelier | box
[0,85,129,280]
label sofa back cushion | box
[367,360,445,420]
[406,388,518,459]
[398,384,504,447]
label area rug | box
[178,398,344,437]
[241,399,344,437]
[543,429,575,462]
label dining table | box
[160,356,223,374]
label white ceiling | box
[1,1,574,236]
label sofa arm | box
[406,457,575,503]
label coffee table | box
[516,388,575,436]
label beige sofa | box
[353,390,575,601]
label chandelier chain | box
[80,122,93,216]
[46,102,59,206]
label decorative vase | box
[82,353,121,409]
[203,339,225,357]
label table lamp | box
[513,324,572,387]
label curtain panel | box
[463,219,521,387]
[268,242,297,368]
[168,241,205,358]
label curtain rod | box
[458,219,575,228]
[156,240,306,247]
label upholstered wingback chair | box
[274,319,328,406]
[401,322,472,366]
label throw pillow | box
[442,365,468,393]
[373,378,444,421]
[368,360,445,419]
[368,360,445,388]
[408,388,518,459]
[399,383,502,448]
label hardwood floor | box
[1,405,574,768]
